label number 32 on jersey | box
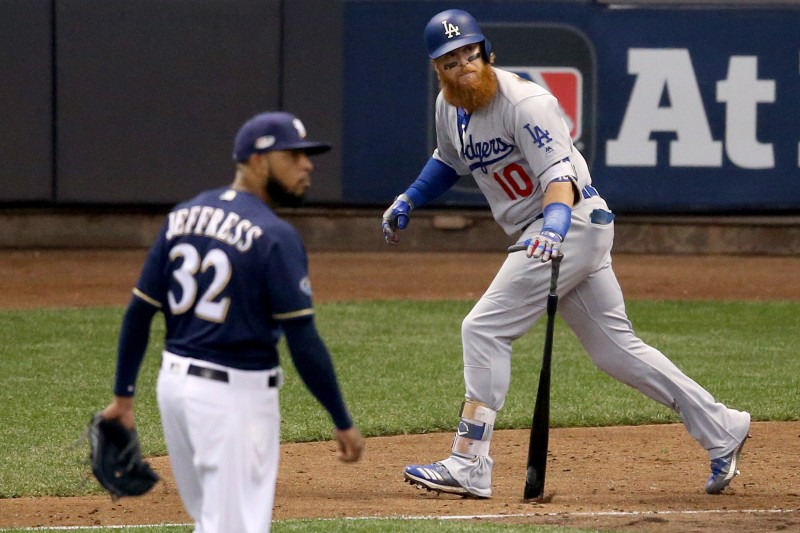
[168,243,232,323]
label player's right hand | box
[335,426,365,463]
[101,396,136,430]
[527,231,563,262]
[381,194,413,244]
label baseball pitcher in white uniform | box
[382,9,750,499]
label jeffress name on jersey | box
[165,205,264,252]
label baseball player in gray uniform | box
[382,9,750,498]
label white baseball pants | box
[157,351,281,533]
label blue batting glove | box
[381,194,413,244]
[527,231,563,262]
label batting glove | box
[381,194,413,244]
[525,231,563,262]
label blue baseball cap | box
[233,111,331,162]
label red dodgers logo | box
[504,67,583,143]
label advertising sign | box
[341,2,799,213]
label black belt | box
[187,364,278,387]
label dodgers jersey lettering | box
[134,187,313,370]
[433,67,592,235]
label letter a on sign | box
[442,20,460,39]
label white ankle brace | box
[451,399,497,459]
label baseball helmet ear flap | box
[424,9,491,61]
[482,38,493,61]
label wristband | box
[541,202,572,240]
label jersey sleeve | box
[513,94,575,181]
[264,224,314,321]
[113,221,170,397]
[404,157,461,208]
[133,219,171,308]
[282,316,353,429]
[113,296,159,396]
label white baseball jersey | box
[432,67,592,235]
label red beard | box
[438,63,498,112]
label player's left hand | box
[524,231,563,262]
[381,194,413,244]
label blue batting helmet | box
[424,9,492,60]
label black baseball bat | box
[523,253,563,500]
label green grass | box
[0,299,797,532]
[304,300,800,435]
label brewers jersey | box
[133,187,313,371]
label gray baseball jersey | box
[432,67,591,234]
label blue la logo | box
[524,124,553,148]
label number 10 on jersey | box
[494,162,535,200]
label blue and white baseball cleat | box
[404,462,488,499]
[705,435,748,494]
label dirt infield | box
[1,250,799,532]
